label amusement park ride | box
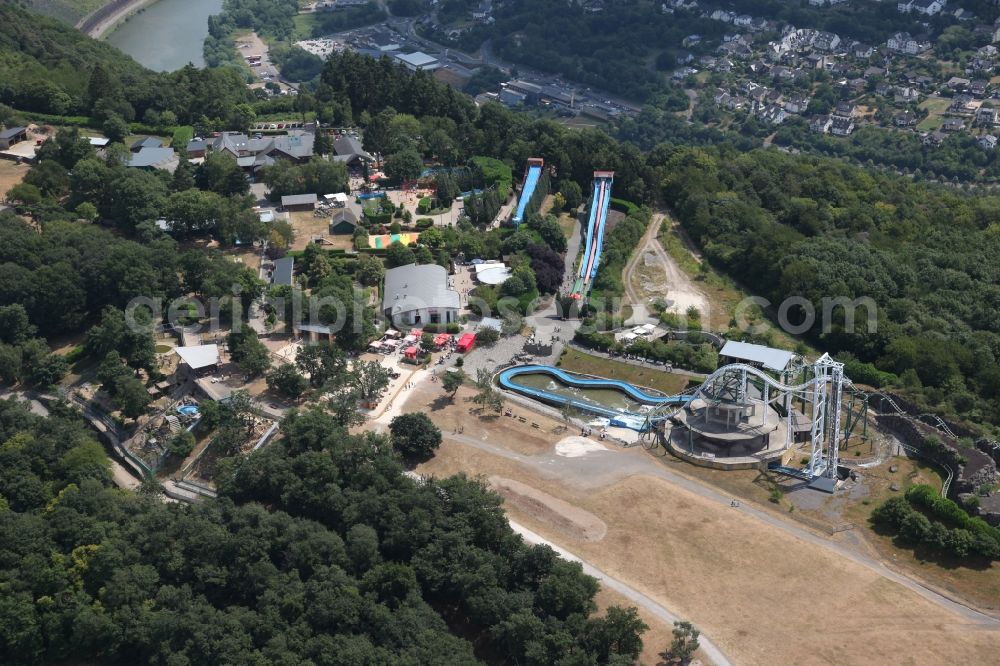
[643,353,863,492]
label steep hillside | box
[23,0,108,24]
[0,3,250,123]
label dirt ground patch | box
[488,476,607,543]
[0,160,29,198]
[407,383,567,456]
[409,385,1000,665]
[288,210,332,250]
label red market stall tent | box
[456,333,475,353]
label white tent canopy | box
[174,344,220,370]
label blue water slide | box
[497,365,693,429]
[587,180,613,281]
[578,178,603,280]
[512,164,542,225]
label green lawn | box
[557,349,694,395]
[917,97,950,131]
[292,13,318,41]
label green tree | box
[353,360,390,406]
[266,363,308,398]
[385,241,416,268]
[441,368,465,397]
[227,328,271,377]
[385,148,423,183]
[388,412,442,459]
[669,620,700,664]
[167,430,196,458]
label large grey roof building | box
[382,263,460,326]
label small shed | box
[457,333,476,353]
[329,209,358,234]
[281,193,318,211]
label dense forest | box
[656,146,1000,430]
[0,399,649,663]
[0,4,251,125]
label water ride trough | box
[498,365,692,430]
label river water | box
[106,0,223,72]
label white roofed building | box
[719,341,796,373]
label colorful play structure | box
[497,364,692,429]
[571,170,615,300]
[512,157,544,226]
[368,232,419,249]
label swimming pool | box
[497,365,692,430]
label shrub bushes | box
[415,217,434,229]
[870,486,1000,561]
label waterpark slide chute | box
[572,170,614,299]
[497,364,692,430]
[512,157,544,226]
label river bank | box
[79,0,161,39]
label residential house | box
[922,130,947,146]
[941,118,966,132]
[895,86,920,103]
[977,134,997,149]
[970,81,989,98]
[185,138,208,158]
[887,32,930,55]
[946,76,971,91]
[748,17,769,33]
[895,110,918,126]
[733,15,752,28]
[830,115,855,136]
[783,94,810,114]
[813,32,841,52]
[948,94,979,116]
[834,102,857,118]
[756,104,787,125]
[810,115,833,133]
[898,0,945,16]
[675,50,694,65]
[710,9,735,22]
[975,107,999,126]
[682,34,702,48]
[849,42,875,59]
[875,81,895,97]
